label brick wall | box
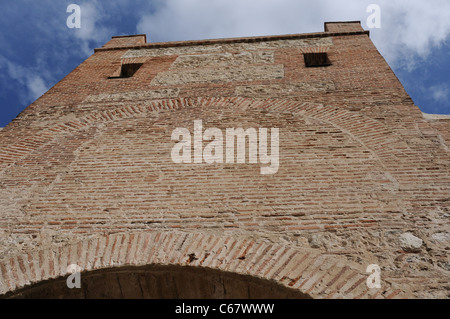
[0,21,448,299]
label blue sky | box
[1,0,449,127]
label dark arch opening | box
[3,264,311,299]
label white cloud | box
[0,56,50,102]
[429,84,450,103]
[27,76,48,100]
[136,0,450,69]
[374,0,450,69]
[72,1,112,55]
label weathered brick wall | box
[0,22,448,299]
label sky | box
[0,0,449,127]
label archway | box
[4,264,310,299]
[0,231,400,299]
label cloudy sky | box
[0,0,449,127]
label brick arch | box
[0,97,412,299]
[1,97,410,176]
[0,231,404,299]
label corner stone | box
[399,233,423,253]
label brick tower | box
[0,21,448,299]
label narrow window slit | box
[303,52,331,67]
[109,62,143,79]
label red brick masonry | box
[0,21,448,298]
